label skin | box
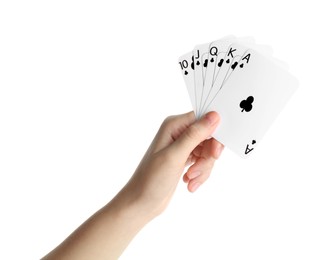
[42,111,223,260]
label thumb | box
[170,111,220,159]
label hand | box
[119,111,224,218]
[42,111,224,260]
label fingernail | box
[190,182,201,192]
[188,171,201,179]
[215,145,224,159]
[203,111,219,126]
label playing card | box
[200,41,276,115]
[200,42,251,115]
[178,52,196,112]
[192,42,211,118]
[204,47,299,158]
[212,36,255,82]
[193,37,264,118]
[201,36,237,117]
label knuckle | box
[161,115,175,129]
[185,124,202,141]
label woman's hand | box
[119,111,224,218]
[42,111,223,260]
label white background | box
[0,1,335,259]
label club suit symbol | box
[191,56,195,70]
[231,61,238,70]
[240,96,254,112]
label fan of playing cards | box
[178,36,299,158]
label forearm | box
[42,190,151,260]
[42,111,220,259]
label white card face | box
[201,37,236,116]
[204,47,299,158]
[201,43,251,115]
[193,42,211,118]
[178,52,196,112]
